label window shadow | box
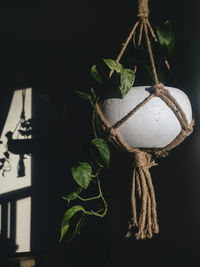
[0,187,32,257]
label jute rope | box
[96,0,194,239]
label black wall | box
[0,1,200,267]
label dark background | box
[0,0,200,266]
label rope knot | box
[109,127,116,137]
[151,83,165,96]
[137,11,149,18]
[134,150,147,167]
[138,0,149,18]
[134,150,157,168]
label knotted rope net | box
[96,0,194,239]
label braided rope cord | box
[96,0,194,239]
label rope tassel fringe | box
[126,151,159,239]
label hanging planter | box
[95,0,194,239]
[60,0,194,242]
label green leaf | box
[156,20,175,55]
[164,20,175,55]
[71,162,92,189]
[119,68,135,98]
[63,187,82,204]
[90,65,103,84]
[59,205,85,242]
[156,26,165,46]
[103,59,124,73]
[91,138,110,169]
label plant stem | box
[84,178,108,218]
[92,168,101,178]
[92,173,99,178]
[90,87,97,100]
[97,177,108,217]
[77,194,101,201]
[90,92,99,139]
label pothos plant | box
[59,19,175,243]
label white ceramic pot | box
[101,86,192,148]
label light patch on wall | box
[16,197,31,253]
[0,88,32,253]
[0,88,32,194]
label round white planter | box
[101,86,192,148]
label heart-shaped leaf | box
[63,187,82,204]
[120,68,135,98]
[59,205,85,242]
[156,20,175,55]
[90,65,103,84]
[103,59,124,73]
[91,138,110,169]
[71,162,92,189]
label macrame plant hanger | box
[96,0,194,239]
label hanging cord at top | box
[109,0,160,86]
